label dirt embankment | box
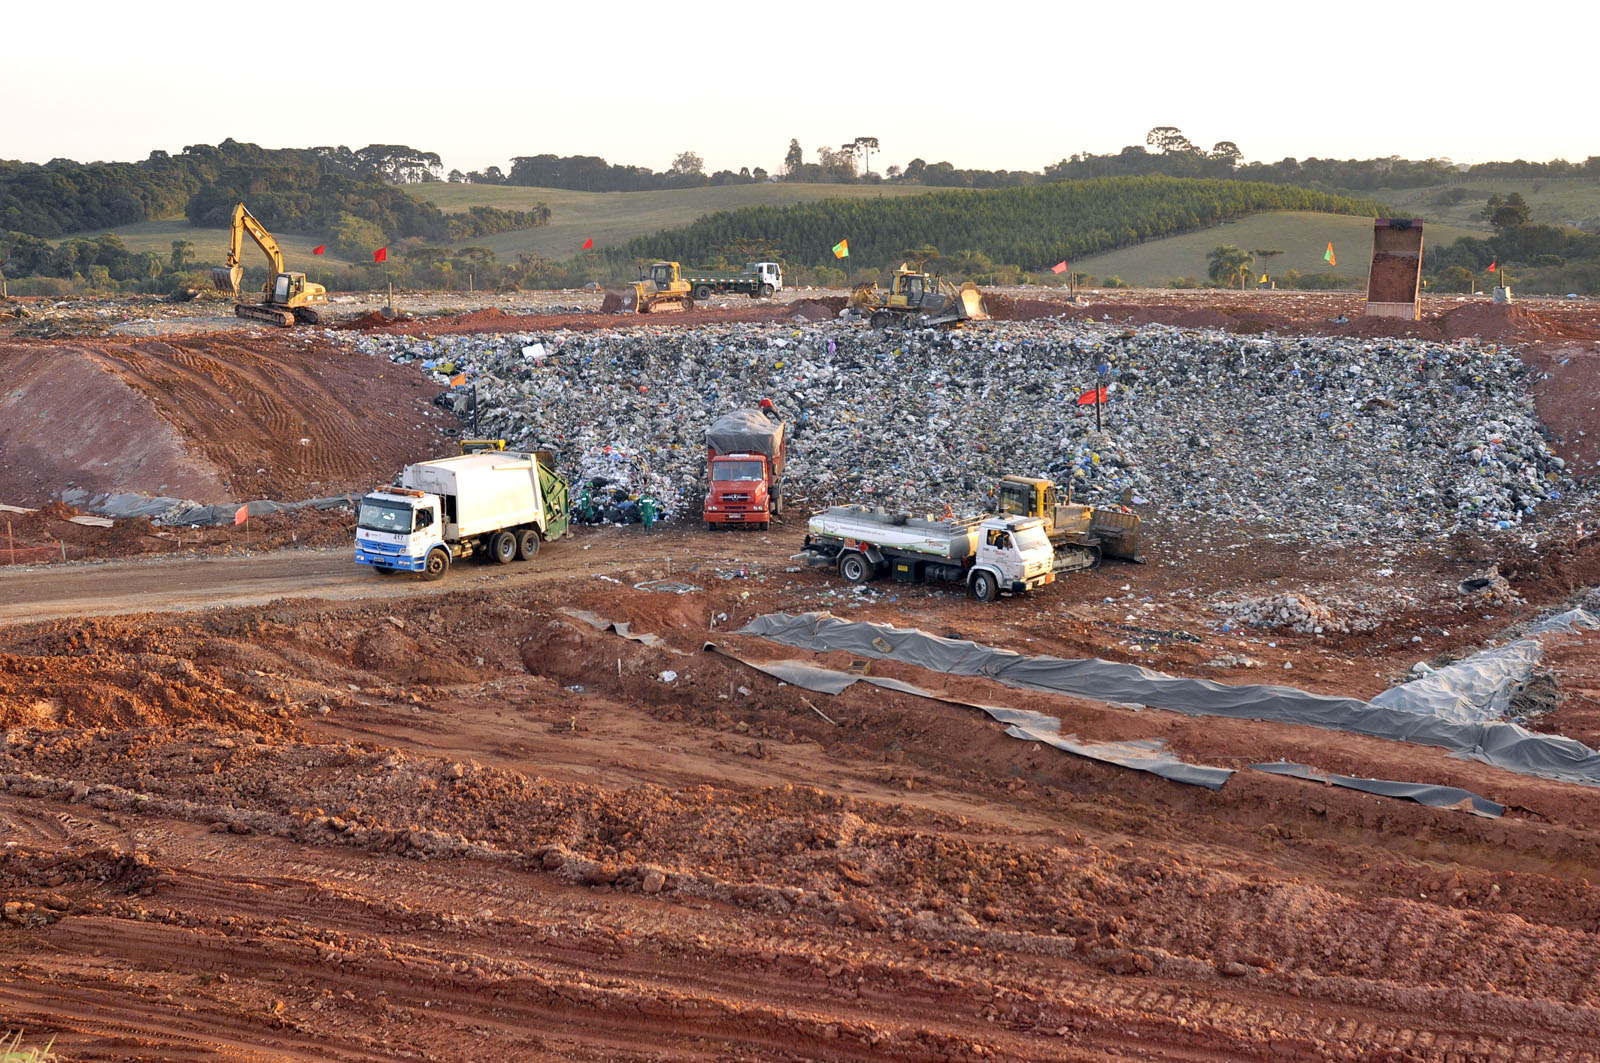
[0,333,453,507]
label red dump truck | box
[703,406,786,530]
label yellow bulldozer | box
[603,261,696,314]
[849,264,989,328]
[211,202,330,327]
[995,474,1144,573]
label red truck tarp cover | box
[706,409,784,457]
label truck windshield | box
[1013,525,1051,553]
[358,499,416,533]
[712,460,766,482]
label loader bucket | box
[212,265,243,295]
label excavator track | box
[234,303,295,328]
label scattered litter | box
[634,579,703,594]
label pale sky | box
[4,0,1589,177]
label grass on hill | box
[49,219,358,272]
[1076,211,1487,287]
[407,182,941,261]
[1375,176,1600,231]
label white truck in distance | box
[354,451,570,580]
[798,506,1056,602]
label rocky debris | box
[331,318,1576,542]
[1459,565,1523,607]
[1217,592,1347,635]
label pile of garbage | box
[332,318,1573,541]
[1216,592,1348,635]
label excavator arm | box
[213,203,284,295]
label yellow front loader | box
[602,261,696,314]
[211,202,330,327]
[849,264,989,328]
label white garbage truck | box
[797,506,1056,602]
[354,451,570,580]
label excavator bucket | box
[212,265,243,296]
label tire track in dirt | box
[8,787,1597,1062]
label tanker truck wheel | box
[491,531,518,564]
[839,552,873,584]
[422,548,450,582]
[970,570,998,603]
[517,530,541,560]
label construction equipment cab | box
[211,202,329,327]
[850,264,989,329]
[996,474,1144,571]
[605,261,695,314]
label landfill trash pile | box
[333,317,1573,541]
[1217,592,1348,635]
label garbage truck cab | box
[356,487,447,577]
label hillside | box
[614,178,1387,272]
[1077,212,1487,287]
[50,219,358,270]
[405,182,941,261]
[1376,176,1600,231]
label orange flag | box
[1050,261,1068,274]
[234,505,248,526]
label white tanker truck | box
[797,506,1056,602]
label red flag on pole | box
[581,237,594,250]
[373,247,388,263]
[1076,386,1108,407]
[234,504,248,526]
[1050,261,1068,274]
[1487,260,1497,272]
[312,244,325,255]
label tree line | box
[606,177,1385,275]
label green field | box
[1076,211,1487,287]
[1374,176,1600,231]
[405,182,942,261]
[52,219,359,271]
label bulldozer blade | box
[956,282,990,321]
[212,265,243,295]
[601,286,638,313]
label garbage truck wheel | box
[517,530,541,560]
[970,570,998,603]
[839,552,872,584]
[373,566,399,577]
[491,531,518,564]
[694,284,712,300]
[422,548,450,582]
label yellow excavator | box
[211,203,330,327]
[602,261,696,314]
[849,264,989,328]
